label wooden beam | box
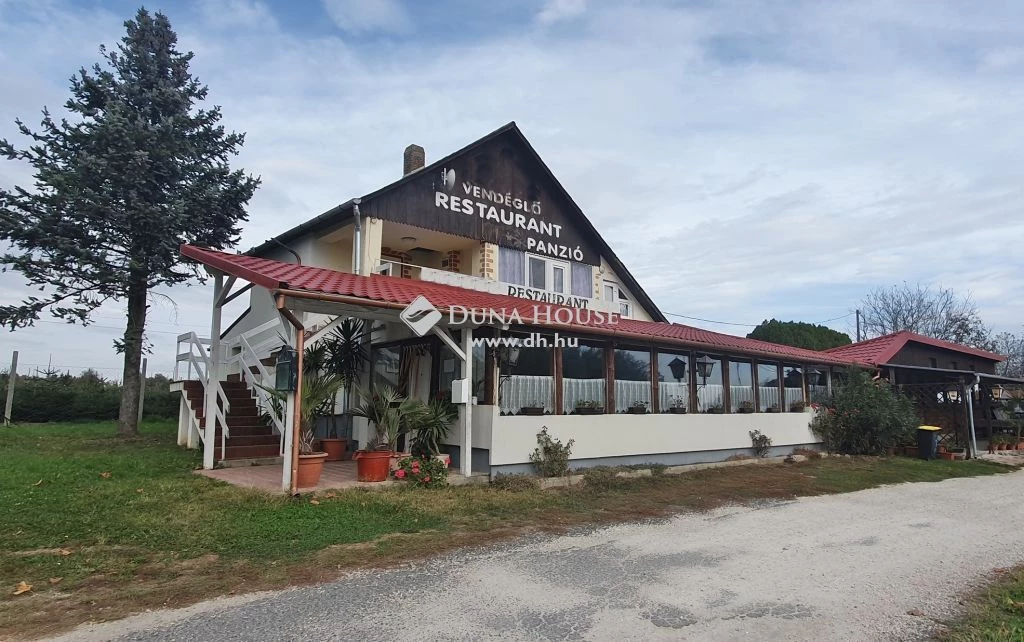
[650,348,659,414]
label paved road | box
[55,469,1024,641]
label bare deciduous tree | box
[993,331,1024,378]
[859,283,992,349]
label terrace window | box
[498,336,554,415]
[563,342,607,414]
[757,362,782,412]
[614,348,652,413]
[695,354,725,413]
[783,365,805,411]
[728,360,755,413]
[656,351,690,413]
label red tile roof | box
[182,244,857,366]
[824,330,1005,366]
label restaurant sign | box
[359,132,600,266]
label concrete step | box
[217,444,282,459]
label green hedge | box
[0,371,178,423]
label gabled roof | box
[183,244,855,366]
[246,122,666,322]
[824,330,1005,366]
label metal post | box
[137,358,147,424]
[856,310,861,342]
[461,328,474,477]
[3,350,17,425]
[966,375,980,459]
[203,274,224,470]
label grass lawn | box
[0,421,1012,639]
[943,566,1024,641]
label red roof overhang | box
[181,244,858,367]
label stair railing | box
[174,332,231,454]
[222,319,287,455]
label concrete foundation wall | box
[488,410,819,466]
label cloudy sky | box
[1,0,1022,378]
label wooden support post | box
[605,343,615,414]
[461,327,473,477]
[3,350,17,425]
[553,345,564,415]
[203,274,224,470]
[650,347,659,413]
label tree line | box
[1,369,179,423]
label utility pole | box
[4,351,17,426]
[855,309,861,342]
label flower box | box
[519,406,545,416]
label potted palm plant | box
[349,386,422,482]
[262,371,346,489]
[409,398,458,467]
[319,320,369,461]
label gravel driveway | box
[54,468,1024,641]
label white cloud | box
[197,0,277,30]
[1,0,1023,376]
[537,0,586,26]
[320,0,412,34]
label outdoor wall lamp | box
[667,357,687,382]
[806,368,822,386]
[695,354,715,385]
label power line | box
[662,312,759,327]
[663,310,857,329]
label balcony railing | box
[376,261,618,314]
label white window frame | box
[603,279,632,317]
[526,253,570,294]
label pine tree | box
[0,8,259,436]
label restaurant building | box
[174,123,858,490]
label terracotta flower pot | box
[320,438,347,462]
[296,452,328,489]
[938,451,955,461]
[353,450,393,482]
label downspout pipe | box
[352,198,362,275]
[966,373,981,459]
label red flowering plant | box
[393,455,448,488]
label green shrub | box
[582,466,623,490]
[490,473,540,492]
[810,368,918,455]
[529,427,574,477]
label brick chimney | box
[403,144,425,175]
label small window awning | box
[181,244,857,366]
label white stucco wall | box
[488,410,819,466]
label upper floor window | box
[499,246,592,297]
[603,280,632,317]
[528,254,569,293]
